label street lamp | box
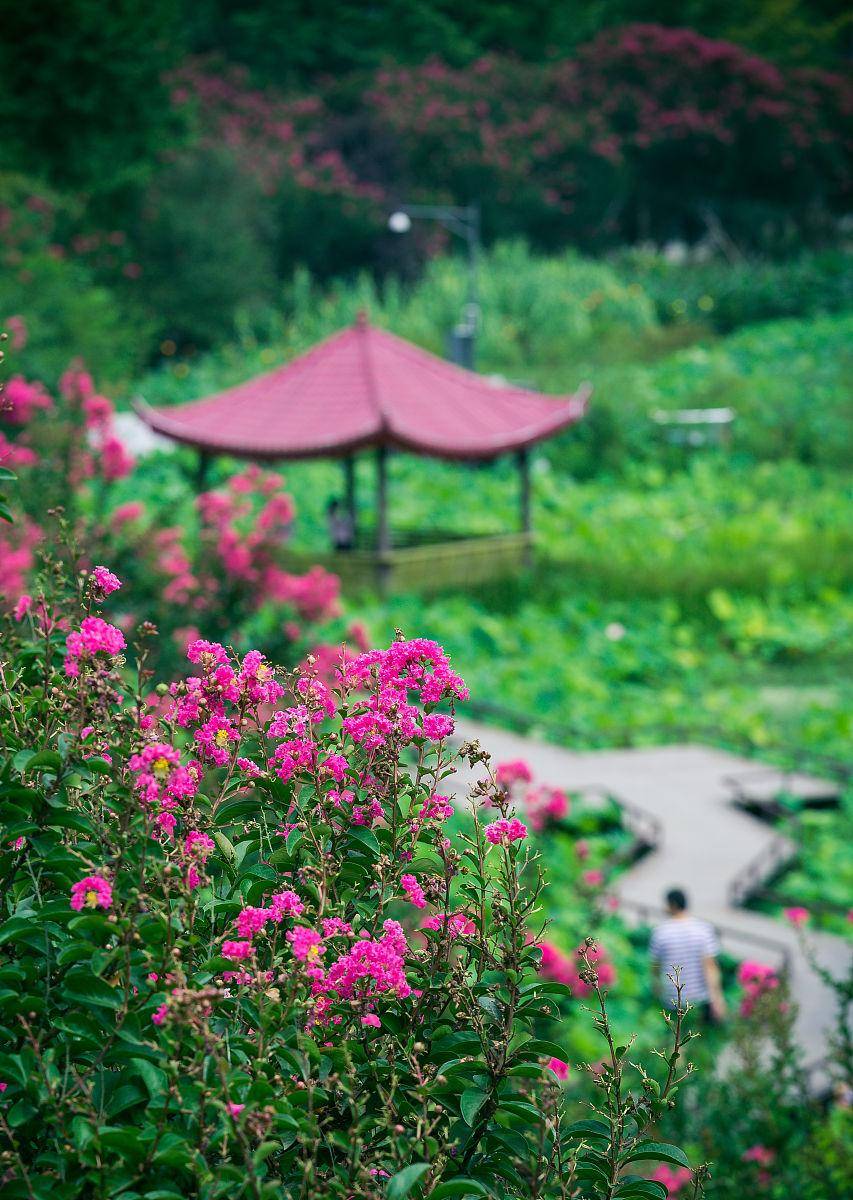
[388,202,481,369]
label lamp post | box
[388,202,480,369]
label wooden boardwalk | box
[452,718,851,1078]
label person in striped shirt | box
[650,888,726,1022]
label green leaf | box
[348,826,380,856]
[385,1163,430,1199]
[624,1141,691,1170]
[564,1119,610,1140]
[460,1088,489,1126]
[22,750,63,773]
[62,971,123,1010]
[615,1183,668,1200]
[430,1182,490,1198]
[214,831,236,862]
[130,1057,167,1099]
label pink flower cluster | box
[90,565,122,597]
[539,939,617,997]
[400,874,426,908]
[738,960,780,1017]
[495,759,533,788]
[64,616,126,677]
[650,1165,692,1195]
[493,761,569,833]
[547,1057,570,1080]
[421,912,475,938]
[742,1145,775,1166]
[3,376,52,425]
[70,875,113,911]
[165,641,285,777]
[524,786,570,833]
[182,830,215,889]
[220,891,306,964]
[485,817,528,846]
[128,743,200,838]
[339,637,468,751]
[784,906,810,927]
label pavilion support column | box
[343,455,358,540]
[195,450,212,491]
[517,448,533,568]
[375,445,391,596]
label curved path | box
[451,718,851,1081]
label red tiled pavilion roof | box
[137,315,589,461]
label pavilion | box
[136,313,590,594]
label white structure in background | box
[112,410,174,458]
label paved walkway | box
[452,718,851,1078]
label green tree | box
[0,0,185,195]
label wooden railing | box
[280,532,533,595]
[727,832,797,909]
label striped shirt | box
[650,916,719,1006]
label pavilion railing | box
[281,531,534,594]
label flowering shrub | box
[364,26,852,246]
[0,562,693,1197]
[0,356,342,670]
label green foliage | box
[0,0,184,194]
[132,148,278,347]
[0,249,152,388]
[750,796,853,933]
[612,248,853,333]
[184,0,850,83]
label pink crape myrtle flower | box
[12,594,32,622]
[582,869,605,888]
[737,960,779,1016]
[650,1165,692,1194]
[194,714,240,766]
[64,616,126,676]
[784,906,810,927]
[70,875,113,911]
[524,785,569,832]
[485,817,528,845]
[361,1013,381,1028]
[742,1145,775,1166]
[422,912,476,938]
[222,940,254,961]
[239,650,284,706]
[269,890,304,921]
[495,759,533,788]
[3,375,51,424]
[289,926,325,962]
[99,435,134,481]
[184,830,215,859]
[494,758,532,787]
[418,794,454,822]
[322,917,353,937]
[236,906,270,939]
[420,712,454,740]
[151,1003,169,1026]
[90,565,122,597]
[317,920,412,1014]
[400,873,427,909]
[227,1102,245,1116]
[547,1057,570,1080]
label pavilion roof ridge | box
[353,310,389,433]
